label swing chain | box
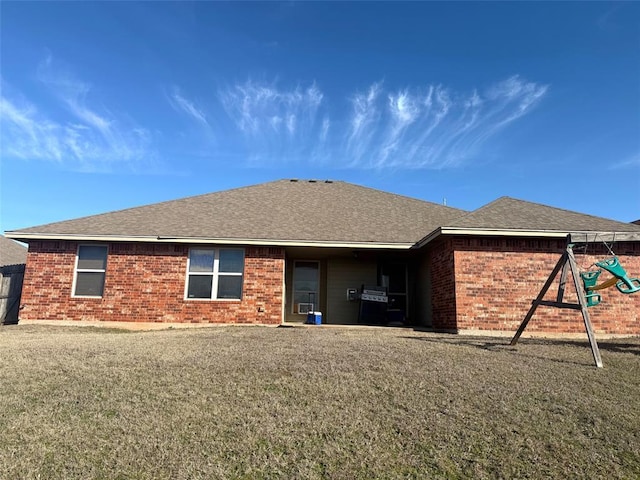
[602,232,616,257]
[578,233,595,272]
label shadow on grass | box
[509,338,640,357]
[404,330,640,356]
[579,341,640,356]
[398,335,608,367]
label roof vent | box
[308,179,317,183]
[290,179,299,182]
[324,180,333,184]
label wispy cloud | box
[596,3,625,32]
[218,80,325,163]
[3,64,546,172]
[608,152,640,170]
[345,76,548,168]
[219,79,323,135]
[217,75,548,168]
[0,55,157,172]
[36,55,114,139]
[168,86,209,127]
[346,82,382,165]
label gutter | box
[8,229,639,250]
[4,232,414,250]
[413,228,640,249]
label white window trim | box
[184,248,244,301]
[72,244,108,298]
[292,260,320,314]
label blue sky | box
[1,1,639,232]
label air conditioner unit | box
[297,303,314,314]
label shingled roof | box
[7,182,640,248]
[445,197,640,233]
[6,180,467,247]
[0,235,28,267]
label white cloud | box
[286,113,296,135]
[1,57,157,172]
[216,76,547,169]
[2,59,548,173]
[218,79,325,163]
[168,87,209,127]
[608,152,640,170]
[346,82,382,164]
[0,94,154,172]
[346,75,548,168]
[36,55,113,139]
[219,79,323,136]
[320,117,330,143]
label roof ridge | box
[442,196,504,225]
[335,181,468,212]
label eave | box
[413,228,640,248]
[4,232,414,250]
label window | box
[186,248,244,300]
[73,245,108,297]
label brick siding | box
[21,237,640,334]
[450,237,640,334]
[428,238,457,330]
[21,241,285,324]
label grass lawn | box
[1,325,639,479]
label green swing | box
[595,257,640,294]
[579,270,603,307]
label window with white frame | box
[186,248,244,300]
[73,245,108,297]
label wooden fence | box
[1,264,25,324]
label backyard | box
[1,324,639,479]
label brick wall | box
[21,241,285,324]
[428,238,457,330]
[452,237,640,335]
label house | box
[5,179,640,334]
[0,235,28,324]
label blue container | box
[306,311,322,325]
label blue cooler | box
[306,311,322,325]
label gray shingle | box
[9,185,639,247]
[0,235,28,267]
[446,197,640,233]
[9,180,467,245]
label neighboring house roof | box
[447,197,640,232]
[633,219,640,226]
[5,179,467,248]
[0,235,28,267]
[414,197,640,247]
[6,182,640,249]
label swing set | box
[510,232,640,368]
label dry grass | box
[0,324,639,479]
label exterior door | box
[292,261,320,315]
[381,262,408,320]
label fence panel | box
[0,265,25,324]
